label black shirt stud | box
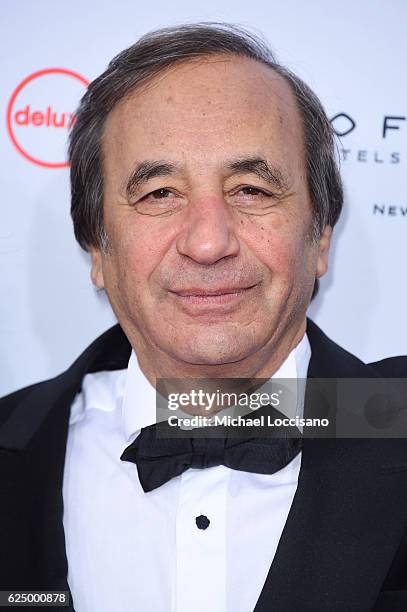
[195,514,210,530]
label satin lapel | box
[254,437,407,611]
[0,324,131,601]
[0,383,74,598]
[254,319,407,611]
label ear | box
[89,247,105,289]
[316,225,332,278]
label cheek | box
[244,217,310,279]
[105,215,168,285]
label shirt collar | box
[121,331,311,443]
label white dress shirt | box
[62,333,311,612]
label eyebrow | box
[125,156,290,199]
[225,157,290,192]
[125,161,178,199]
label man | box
[1,23,406,612]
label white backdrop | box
[1,0,406,397]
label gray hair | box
[69,23,343,297]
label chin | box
[175,350,241,367]
[165,330,256,367]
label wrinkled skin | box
[90,55,332,384]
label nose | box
[176,195,240,265]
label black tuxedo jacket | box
[1,319,407,611]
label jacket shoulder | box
[369,356,407,377]
[0,378,58,428]
[0,325,130,442]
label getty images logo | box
[6,68,89,168]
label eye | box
[133,187,183,216]
[238,186,269,198]
[142,188,173,200]
[232,185,273,203]
[228,185,277,215]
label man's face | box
[91,55,331,372]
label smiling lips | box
[172,285,256,297]
[169,284,258,307]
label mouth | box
[168,284,259,308]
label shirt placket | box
[174,466,229,612]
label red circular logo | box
[6,68,89,169]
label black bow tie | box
[120,409,302,492]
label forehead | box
[102,55,305,175]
